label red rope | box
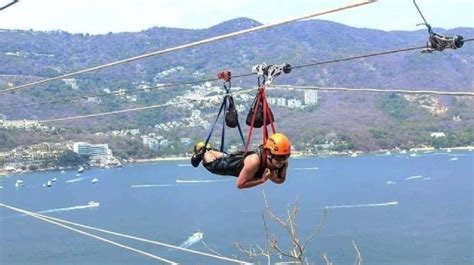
[244,86,276,152]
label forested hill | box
[1,18,473,90]
[0,18,473,152]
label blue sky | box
[0,0,472,34]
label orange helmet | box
[264,133,291,155]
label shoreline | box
[1,146,473,177]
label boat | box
[78,166,85,173]
[91,178,99,184]
[87,201,100,207]
[60,170,66,174]
[15,180,24,187]
[51,178,57,182]
[47,181,52,187]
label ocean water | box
[0,152,472,265]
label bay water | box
[0,152,472,264]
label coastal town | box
[1,123,471,176]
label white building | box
[287,99,303,108]
[148,139,160,151]
[180,138,192,147]
[73,142,110,156]
[430,132,446,138]
[304,90,318,105]
[0,119,40,130]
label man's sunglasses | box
[271,154,290,162]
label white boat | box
[91,178,99,184]
[15,180,24,187]
[60,170,66,174]
[51,178,57,182]
[87,201,100,207]
[78,167,85,173]
[47,181,52,187]
[399,150,407,154]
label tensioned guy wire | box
[272,85,474,97]
[0,203,251,264]
[0,203,178,264]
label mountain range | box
[0,18,473,152]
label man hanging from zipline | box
[191,133,291,189]
[191,64,292,189]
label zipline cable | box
[0,0,377,94]
[290,38,474,70]
[39,88,256,123]
[0,0,18,11]
[0,203,251,264]
[2,38,472,112]
[0,203,178,264]
[272,85,474,97]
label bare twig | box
[323,253,333,265]
[302,207,328,249]
[263,190,287,226]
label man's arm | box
[267,162,288,184]
[236,155,268,189]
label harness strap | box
[244,86,276,152]
[204,98,227,150]
[244,90,260,152]
[205,71,246,152]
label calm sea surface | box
[1,152,473,265]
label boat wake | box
[37,201,100,214]
[176,179,231,184]
[131,184,176,188]
[66,177,88,183]
[177,164,192,167]
[405,175,423,180]
[179,231,204,248]
[322,201,398,209]
[294,167,319,170]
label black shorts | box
[203,154,242,177]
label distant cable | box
[39,88,256,123]
[0,0,18,11]
[291,38,474,70]
[0,203,178,264]
[0,0,377,94]
[0,203,251,264]
[3,38,473,111]
[0,77,219,111]
[272,85,474,96]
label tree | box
[235,191,362,264]
[57,150,89,167]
